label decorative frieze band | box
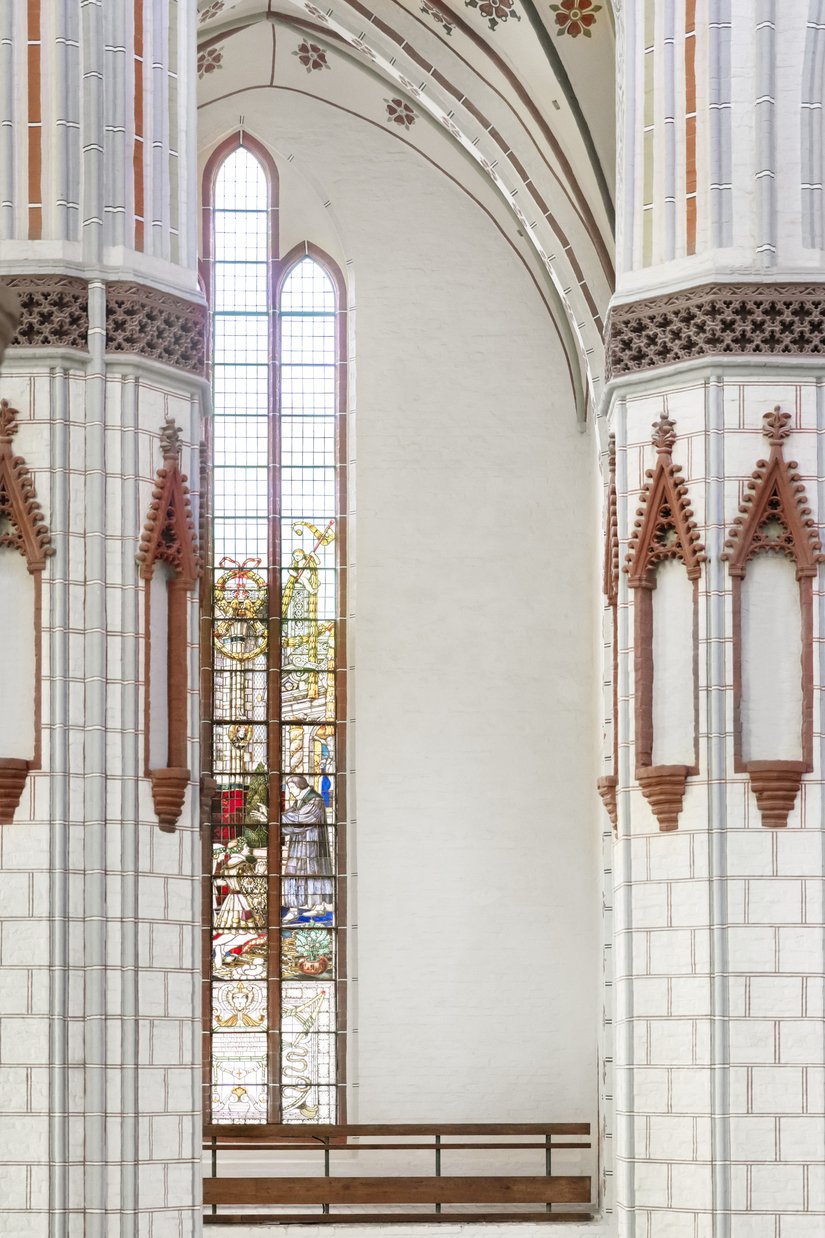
[107,282,206,376]
[0,276,206,374]
[606,283,825,380]
[0,287,20,361]
[0,275,88,351]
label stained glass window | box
[206,140,345,1127]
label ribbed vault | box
[198,0,616,419]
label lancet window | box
[204,138,346,1127]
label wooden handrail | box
[204,1122,591,1140]
[205,1176,591,1205]
[203,1121,593,1224]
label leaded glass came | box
[207,143,344,1126]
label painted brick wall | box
[0,360,203,1238]
[610,372,825,1237]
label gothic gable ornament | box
[139,418,201,830]
[0,399,53,824]
[625,413,705,587]
[0,399,53,571]
[626,415,704,832]
[722,407,823,579]
[723,407,822,828]
[137,417,200,588]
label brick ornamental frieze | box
[106,282,206,375]
[0,275,89,351]
[0,276,206,375]
[606,282,825,380]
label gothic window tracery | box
[204,138,346,1127]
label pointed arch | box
[201,131,279,307]
[625,414,705,589]
[137,433,200,589]
[202,142,348,1127]
[625,414,705,831]
[723,407,823,826]
[276,241,349,484]
[139,418,201,831]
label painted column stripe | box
[685,0,697,255]
[755,0,777,264]
[642,0,655,266]
[134,0,145,251]
[27,0,42,239]
[801,0,825,249]
[709,0,732,248]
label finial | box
[763,405,792,447]
[159,415,183,461]
[0,399,18,441]
[651,412,676,455]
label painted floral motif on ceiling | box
[465,0,521,31]
[198,45,224,78]
[295,41,330,72]
[198,0,235,23]
[421,2,455,35]
[385,98,416,128]
[550,0,603,37]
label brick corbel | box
[597,774,618,833]
[722,407,823,827]
[0,399,53,823]
[625,414,705,832]
[138,417,201,830]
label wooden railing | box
[204,1123,593,1224]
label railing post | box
[323,1135,331,1215]
[211,1136,217,1217]
[545,1132,552,1215]
[434,1133,441,1215]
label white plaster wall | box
[149,563,171,770]
[740,554,803,763]
[651,561,694,767]
[201,93,603,1133]
[0,552,35,760]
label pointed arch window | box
[203,137,347,1128]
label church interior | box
[0,2,824,1235]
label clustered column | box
[0,3,204,1236]
[606,5,825,1237]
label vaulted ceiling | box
[198,0,616,419]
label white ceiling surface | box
[197,0,616,418]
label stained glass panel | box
[212,1031,268,1124]
[213,980,269,1031]
[208,146,343,1126]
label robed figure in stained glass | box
[282,774,334,924]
